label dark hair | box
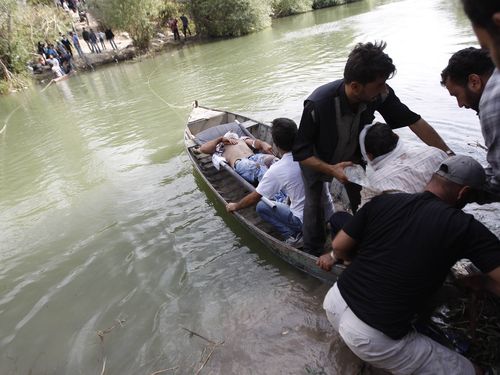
[440,47,494,86]
[364,122,399,158]
[462,0,500,37]
[271,118,298,152]
[344,41,396,84]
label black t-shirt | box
[338,191,500,339]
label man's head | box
[440,47,494,112]
[344,41,395,104]
[429,155,486,208]
[271,118,298,153]
[364,122,399,160]
[462,0,500,67]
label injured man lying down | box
[199,130,278,185]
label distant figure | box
[37,41,46,58]
[81,27,93,52]
[46,55,64,78]
[105,28,118,50]
[169,18,181,41]
[180,14,192,38]
[89,29,101,53]
[79,8,89,25]
[97,30,106,50]
[60,33,73,57]
[70,31,84,58]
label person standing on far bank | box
[81,27,93,53]
[180,14,192,38]
[105,28,118,50]
[292,41,453,256]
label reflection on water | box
[0,0,498,373]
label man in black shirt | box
[317,155,500,374]
[293,41,453,256]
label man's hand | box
[222,137,238,145]
[328,161,353,184]
[260,141,274,155]
[226,202,238,212]
[317,253,336,271]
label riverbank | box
[32,8,198,84]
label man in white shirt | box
[226,118,334,247]
[358,122,447,206]
[330,122,447,235]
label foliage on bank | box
[0,0,360,94]
[0,0,72,94]
[312,0,357,10]
[188,0,271,37]
[272,0,313,17]
[87,0,166,50]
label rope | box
[146,64,191,111]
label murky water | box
[0,0,498,373]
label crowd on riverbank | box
[30,2,195,81]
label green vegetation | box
[189,0,271,38]
[0,0,360,94]
[88,0,163,50]
[312,0,355,10]
[272,0,313,18]
[0,0,72,94]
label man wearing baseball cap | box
[317,155,500,374]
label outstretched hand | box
[329,161,353,184]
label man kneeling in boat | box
[317,155,500,375]
[199,129,276,185]
[225,118,334,247]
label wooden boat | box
[184,103,345,284]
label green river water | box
[0,0,498,373]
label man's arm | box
[226,191,262,213]
[244,138,273,155]
[199,136,223,154]
[316,230,358,271]
[199,136,237,154]
[409,118,453,153]
[300,157,352,184]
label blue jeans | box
[234,154,274,184]
[256,201,302,239]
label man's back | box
[338,191,500,339]
[360,142,446,205]
[256,152,305,221]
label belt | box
[233,158,241,167]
